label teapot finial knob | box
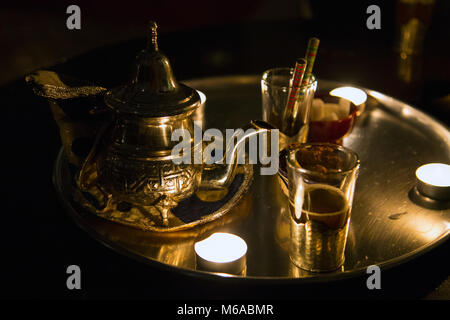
[105,21,200,117]
[147,21,158,52]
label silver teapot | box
[77,22,301,227]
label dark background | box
[2,0,449,301]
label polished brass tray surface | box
[54,75,450,280]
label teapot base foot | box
[71,164,253,232]
[73,188,183,230]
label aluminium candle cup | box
[196,254,247,276]
[194,233,247,275]
[415,163,450,201]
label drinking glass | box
[287,143,360,272]
[261,68,317,138]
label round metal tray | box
[54,75,450,282]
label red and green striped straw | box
[301,37,320,86]
[285,58,307,111]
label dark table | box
[2,4,449,301]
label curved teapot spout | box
[250,120,308,152]
[200,120,307,190]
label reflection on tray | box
[61,154,253,270]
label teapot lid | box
[104,21,200,117]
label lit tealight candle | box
[415,163,450,200]
[330,87,367,115]
[329,87,367,106]
[194,232,247,275]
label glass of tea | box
[286,143,360,272]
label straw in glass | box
[283,37,320,135]
[282,58,307,133]
[302,37,320,87]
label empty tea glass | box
[261,68,317,139]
